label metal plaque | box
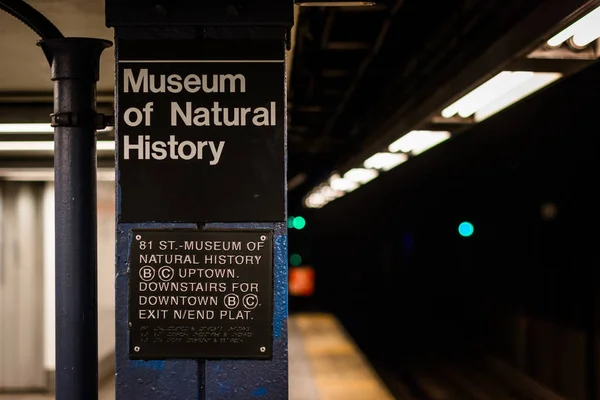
[116,39,285,223]
[128,229,273,359]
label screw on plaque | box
[134,346,141,352]
[260,235,266,241]
[135,235,141,240]
[260,347,266,352]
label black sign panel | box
[116,39,285,223]
[128,229,273,359]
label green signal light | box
[292,216,306,230]
[458,221,474,237]
[290,253,302,266]
[287,216,295,229]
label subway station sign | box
[116,39,285,223]
[128,229,273,359]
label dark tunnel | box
[289,46,600,400]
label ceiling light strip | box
[547,6,600,47]
[0,140,115,151]
[0,123,113,133]
[441,71,563,122]
[304,130,451,208]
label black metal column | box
[38,38,111,400]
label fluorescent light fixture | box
[318,184,343,200]
[97,141,116,151]
[441,71,562,122]
[0,168,115,181]
[441,71,534,118]
[329,173,359,192]
[304,192,326,208]
[343,168,378,184]
[388,130,450,155]
[0,123,55,133]
[0,141,54,151]
[475,72,562,122]
[0,140,115,151]
[571,17,600,47]
[363,152,408,171]
[0,123,113,133]
[304,193,324,208]
[547,6,600,47]
[303,174,360,208]
[97,169,115,181]
[304,185,338,208]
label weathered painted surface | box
[116,222,200,399]
[204,223,288,399]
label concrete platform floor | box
[0,313,393,400]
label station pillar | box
[106,1,293,399]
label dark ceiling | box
[286,0,596,211]
[0,0,598,215]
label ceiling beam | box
[508,57,596,74]
[287,5,301,94]
[321,69,353,77]
[336,4,388,12]
[309,0,405,153]
[326,41,370,50]
[321,9,337,49]
[333,0,597,178]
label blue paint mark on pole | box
[203,222,288,399]
[130,360,165,371]
[273,234,288,339]
[252,387,268,396]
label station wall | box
[42,181,115,388]
[304,50,600,400]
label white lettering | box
[209,141,225,165]
[139,309,168,319]
[231,282,259,292]
[122,69,246,94]
[139,281,227,292]
[124,68,147,93]
[122,135,225,164]
[124,108,143,127]
[220,74,246,93]
[166,74,182,93]
[183,241,242,251]
[177,268,236,279]
[220,310,251,320]
[204,255,262,265]
[183,74,201,93]
[170,101,276,127]
[174,309,215,320]
[139,295,218,306]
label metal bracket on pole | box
[50,112,114,130]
